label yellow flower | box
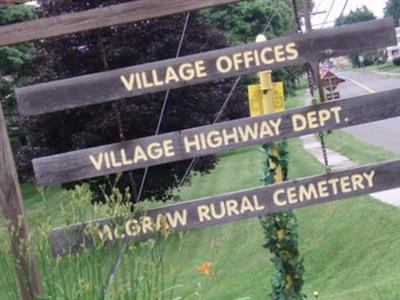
[197,261,214,276]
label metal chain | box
[309,68,331,173]
[293,0,331,173]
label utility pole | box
[302,0,326,103]
[0,103,43,299]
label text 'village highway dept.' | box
[89,106,343,171]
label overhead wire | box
[136,12,191,201]
[102,12,192,298]
[178,9,278,187]
[321,0,336,29]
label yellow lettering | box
[273,189,287,206]
[274,45,286,62]
[292,114,307,132]
[90,153,103,171]
[166,210,188,227]
[340,176,352,193]
[198,205,211,222]
[363,171,375,188]
[195,60,208,78]
[165,66,180,84]
[133,146,148,163]
[216,56,233,73]
[317,180,329,197]
[120,74,135,91]
[226,200,240,216]
[286,42,299,60]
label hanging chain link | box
[305,28,330,172]
[309,68,331,174]
[293,0,331,174]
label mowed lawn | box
[2,89,400,299]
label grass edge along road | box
[1,88,400,299]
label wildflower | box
[161,222,170,239]
[197,261,214,276]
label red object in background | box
[320,70,345,91]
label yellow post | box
[255,34,284,183]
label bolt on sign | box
[51,159,400,256]
[32,88,400,186]
[16,18,396,116]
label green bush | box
[0,184,220,300]
[393,57,400,66]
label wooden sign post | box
[50,159,400,256]
[1,0,396,296]
[32,88,400,186]
[0,0,241,47]
[16,18,396,116]
[0,104,42,299]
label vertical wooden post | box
[0,103,43,299]
[302,0,326,103]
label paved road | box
[335,70,400,154]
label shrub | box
[393,57,400,66]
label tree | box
[203,0,302,93]
[0,5,37,154]
[385,0,400,26]
[18,1,246,202]
[335,5,376,26]
[203,0,294,45]
[335,6,377,67]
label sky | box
[312,0,388,29]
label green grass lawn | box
[1,90,400,299]
[357,62,400,75]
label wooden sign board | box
[32,87,400,186]
[0,0,242,47]
[50,159,400,256]
[16,18,396,117]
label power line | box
[102,12,192,298]
[137,12,191,201]
[178,75,242,186]
[314,0,323,13]
[321,0,336,29]
[338,0,350,20]
[178,10,277,187]
[318,0,350,29]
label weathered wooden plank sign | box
[16,18,396,117]
[33,87,400,186]
[51,159,400,256]
[0,0,242,47]
[0,103,43,298]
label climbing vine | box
[259,140,307,300]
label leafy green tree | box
[335,5,376,26]
[0,4,37,153]
[385,0,400,26]
[335,6,377,67]
[19,0,246,202]
[203,0,294,44]
[203,0,302,93]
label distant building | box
[387,27,400,62]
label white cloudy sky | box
[312,0,388,29]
